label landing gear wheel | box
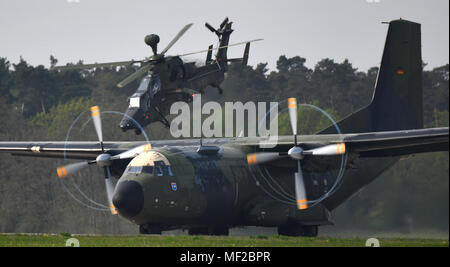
[139,224,162,235]
[188,226,229,236]
[209,226,229,236]
[188,227,209,235]
[278,223,318,237]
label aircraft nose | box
[112,180,144,219]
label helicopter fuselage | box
[119,56,226,134]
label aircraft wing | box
[0,141,136,160]
[0,127,448,160]
[343,127,449,157]
[0,139,220,160]
[235,127,449,157]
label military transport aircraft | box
[53,18,262,135]
[0,19,448,236]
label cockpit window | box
[135,74,161,96]
[149,75,161,97]
[127,166,142,174]
[129,96,141,108]
[127,164,173,177]
[155,166,163,176]
[142,166,154,174]
[137,76,151,93]
[162,166,174,176]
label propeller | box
[177,39,263,58]
[52,21,262,89]
[51,60,141,71]
[205,17,230,37]
[159,23,193,55]
[116,23,193,88]
[56,106,153,215]
[205,23,218,35]
[117,64,153,88]
[53,24,193,88]
[246,98,346,210]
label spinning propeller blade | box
[247,152,283,165]
[90,106,103,146]
[56,162,90,178]
[294,161,308,210]
[104,167,117,215]
[288,98,298,137]
[56,106,120,215]
[246,98,346,210]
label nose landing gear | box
[139,224,162,235]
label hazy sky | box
[0,0,448,72]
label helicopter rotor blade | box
[159,23,194,56]
[219,17,229,30]
[178,39,263,58]
[117,64,152,88]
[52,60,142,71]
[205,23,218,34]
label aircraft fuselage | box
[112,143,399,231]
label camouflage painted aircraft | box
[1,19,448,236]
[53,18,262,135]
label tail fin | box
[226,42,251,65]
[216,22,233,70]
[242,42,250,66]
[206,44,213,64]
[321,19,423,134]
[205,18,234,70]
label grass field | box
[0,233,448,247]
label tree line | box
[0,55,448,235]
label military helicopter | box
[53,18,262,135]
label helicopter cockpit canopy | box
[128,74,162,109]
